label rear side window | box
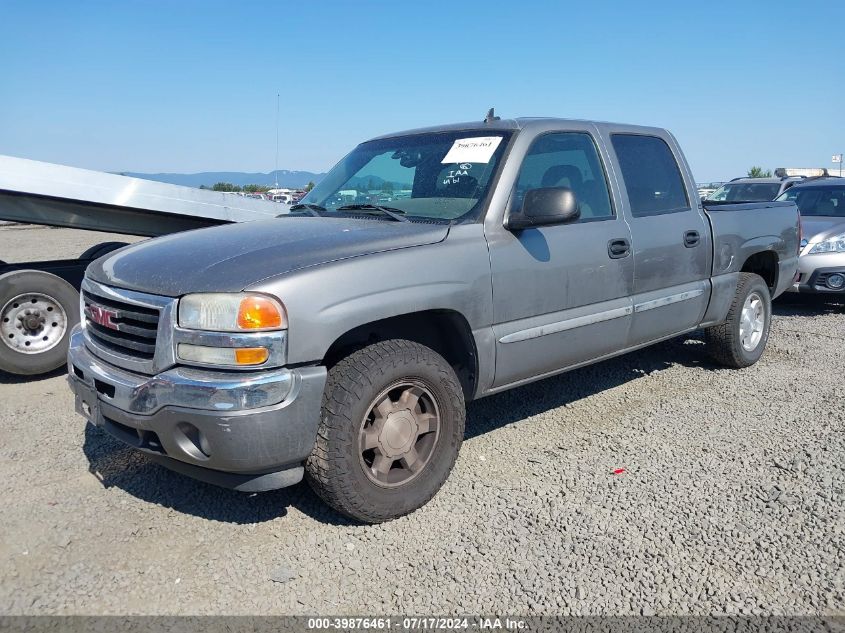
[611,134,689,217]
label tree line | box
[201,182,315,192]
[746,166,773,178]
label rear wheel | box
[705,272,771,368]
[0,270,80,375]
[305,339,465,523]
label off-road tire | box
[305,339,465,523]
[705,272,771,368]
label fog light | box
[175,421,211,459]
[826,273,845,289]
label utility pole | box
[834,154,843,178]
[274,93,280,189]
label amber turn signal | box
[234,347,270,365]
[237,296,284,330]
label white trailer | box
[0,155,283,376]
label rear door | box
[606,131,712,345]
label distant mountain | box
[122,169,326,189]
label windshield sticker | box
[441,136,503,164]
[442,163,473,186]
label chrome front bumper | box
[67,327,293,414]
[67,327,328,490]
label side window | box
[611,134,690,217]
[512,132,614,221]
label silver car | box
[706,176,803,202]
[778,178,845,293]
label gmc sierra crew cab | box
[67,116,800,523]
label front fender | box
[247,223,494,367]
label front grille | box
[83,290,160,360]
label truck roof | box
[369,117,667,141]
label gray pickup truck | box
[67,116,800,523]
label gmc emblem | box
[87,305,119,330]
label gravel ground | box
[1,226,843,616]
[0,223,146,263]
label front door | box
[488,129,634,389]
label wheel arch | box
[740,249,779,294]
[322,309,479,401]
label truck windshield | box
[298,131,512,222]
[777,185,845,217]
[707,182,781,202]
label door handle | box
[607,238,630,259]
[684,230,700,248]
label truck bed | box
[703,200,800,297]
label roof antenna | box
[484,107,500,124]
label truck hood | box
[87,217,450,296]
[801,216,845,244]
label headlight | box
[809,233,845,254]
[179,293,286,331]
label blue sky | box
[1,0,843,181]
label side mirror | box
[506,187,581,231]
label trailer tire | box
[79,241,129,261]
[0,270,80,376]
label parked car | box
[696,182,724,199]
[706,176,803,202]
[706,169,833,204]
[67,117,800,522]
[777,178,845,293]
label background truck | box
[67,116,800,523]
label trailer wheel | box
[0,270,80,376]
[79,241,129,261]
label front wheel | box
[305,339,465,523]
[705,272,771,368]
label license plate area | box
[75,381,100,425]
